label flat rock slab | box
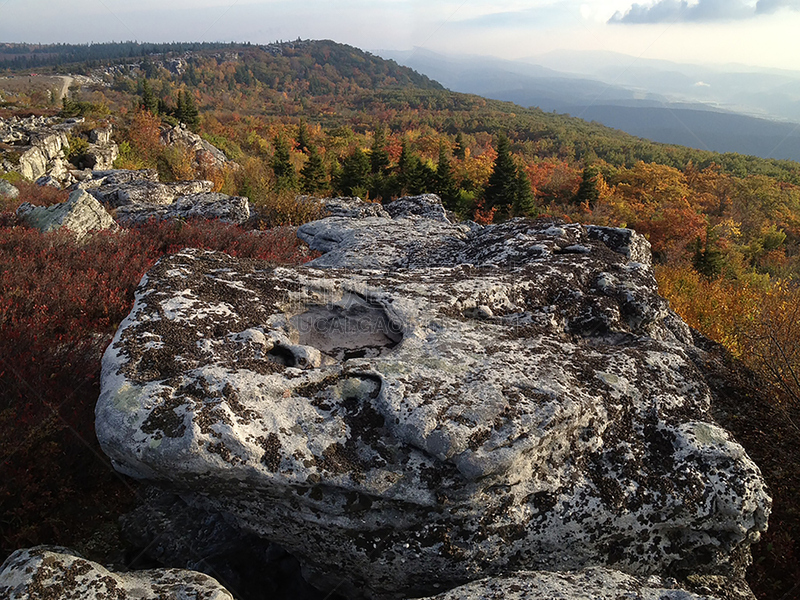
[97,214,769,599]
[0,547,233,599]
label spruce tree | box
[180,91,199,130]
[485,133,534,219]
[140,78,158,114]
[335,148,370,197]
[435,142,458,209]
[454,132,466,160]
[692,229,725,279]
[397,140,432,196]
[300,145,326,193]
[369,127,390,175]
[576,165,601,206]
[271,135,297,192]
[297,120,311,154]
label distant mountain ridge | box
[378,48,800,163]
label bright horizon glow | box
[1,0,800,73]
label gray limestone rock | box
[321,196,391,219]
[35,175,62,188]
[114,192,250,226]
[78,173,213,208]
[0,179,19,200]
[17,189,117,241]
[161,123,231,170]
[82,141,119,171]
[0,547,233,599]
[385,193,450,223]
[414,568,724,600]
[97,214,769,599]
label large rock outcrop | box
[1,115,119,185]
[0,547,233,599]
[17,189,117,241]
[96,196,770,600]
[75,169,213,207]
[114,191,250,226]
[161,123,233,171]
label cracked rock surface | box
[97,196,770,599]
[0,547,233,599]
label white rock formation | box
[0,547,233,600]
[17,189,117,241]
[96,199,770,599]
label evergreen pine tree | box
[140,78,158,114]
[576,165,601,206]
[512,169,535,216]
[180,90,199,130]
[692,229,725,279]
[300,145,326,193]
[297,120,311,154]
[335,148,370,197]
[271,135,297,192]
[435,142,459,209]
[454,132,466,160]
[369,127,390,175]
[485,133,534,219]
[485,134,517,213]
[397,140,431,196]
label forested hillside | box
[2,39,800,599]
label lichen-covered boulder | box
[321,196,390,219]
[385,193,450,222]
[76,171,213,208]
[415,568,730,600]
[17,189,117,241]
[114,192,250,225]
[97,214,769,600]
[0,547,233,599]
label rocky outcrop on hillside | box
[0,547,233,599]
[114,191,250,225]
[161,123,234,171]
[75,168,214,207]
[0,115,71,181]
[0,115,119,184]
[69,168,250,224]
[17,189,117,241]
[95,194,770,600]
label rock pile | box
[0,115,118,185]
[87,195,769,600]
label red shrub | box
[0,218,315,559]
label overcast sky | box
[2,0,800,71]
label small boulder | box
[0,179,19,200]
[0,547,233,600]
[17,189,117,241]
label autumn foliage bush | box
[0,217,314,560]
